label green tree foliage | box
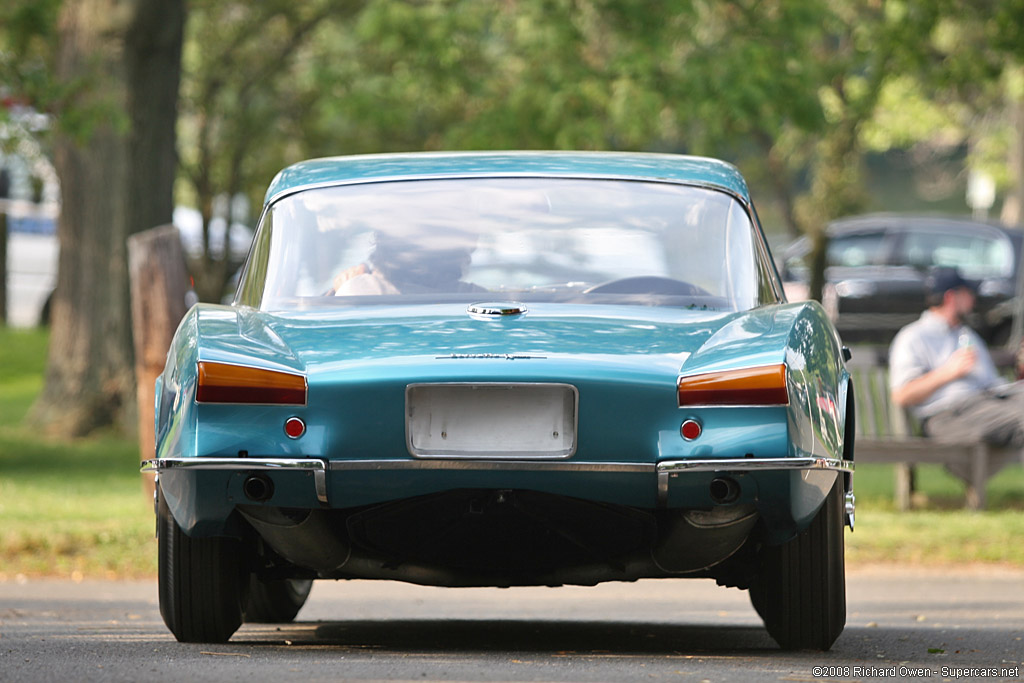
[858,1,1024,224]
[0,0,61,112]
[930,0,1024,224]
[177,0,363,302]
[7,0,1024,434]
[303,0,621,153]
[180,0,1024,285]
[297,0,935,299]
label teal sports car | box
[143,151,855,649]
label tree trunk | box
[800,117,866,303]
[31,0,185,437]
[126,1,185,249]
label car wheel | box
[157,489,247,643]
[750,476,846,650]
[244,577,313,623]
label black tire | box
[245,577,313,623]
[158,489,247,643]
[750,476,846,650]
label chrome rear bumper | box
[141,455,855,525]
[658,456,855,529]
[142,457,329,503]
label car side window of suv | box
[782,230,888,281]
[827,231,888,267]
[899,230,1012,279]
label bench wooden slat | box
[850,364,1017,510]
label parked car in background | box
[2,202,252,326]
[143,151,854,650]
[172,205,255,266]
[3,198,59,327]
[780,214,1023,345]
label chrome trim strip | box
[673,403,790,409]
[329,459,652,473]
[435,353,547,360]
[657,456,854,474]
[140,458,328,504]
[656,457,854,507]
[140,455,853,510]
[657,468,670,509]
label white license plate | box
[406,383,578,458]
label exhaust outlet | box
[243,474,274,502]
[709,476,740,504]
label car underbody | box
[237,488,762,588]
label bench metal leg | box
[966,444,989,511]
[895,463,913,511]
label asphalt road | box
[1,567,1022,682]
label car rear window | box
[237,177,776,312]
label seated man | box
[889,267,1024,479]
[334,229,484,296]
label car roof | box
[828,213,1021,239]
[264,151,750,206]
[784,213,1022,257]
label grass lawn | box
[847,462,1024,565]
[0,328,155,579]
[0,327,1022,579]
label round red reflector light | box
[680,418,702,441]
[284,417,306,439]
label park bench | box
[849,354,1022,510]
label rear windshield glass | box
[236,177,773,311]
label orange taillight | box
[677,364,788,407]
[196,361,307,405]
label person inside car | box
[331,228,484,296]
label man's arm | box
[891,346,977,407]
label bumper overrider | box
[141,455,855,528]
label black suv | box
[781,214,1023,345]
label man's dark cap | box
[926,267,977,295]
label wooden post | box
[128,225,191,500]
